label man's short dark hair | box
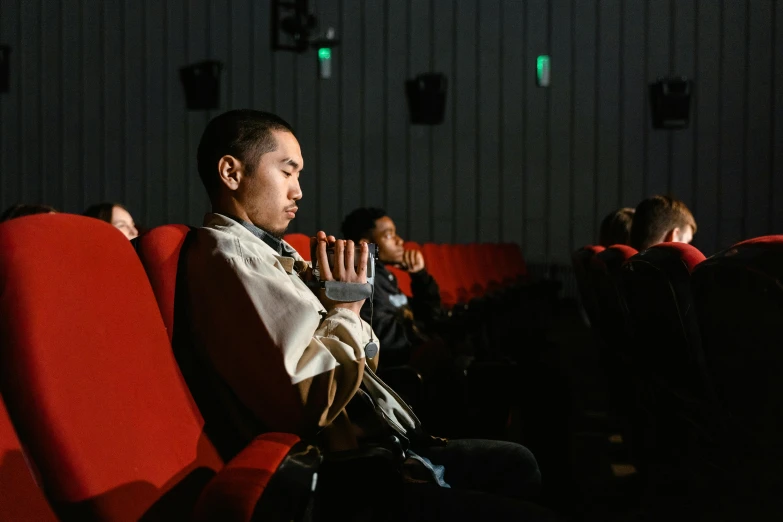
[599,207,635,247]
[341,207,388,242]
[197,110,295,200]
[630,195,697,251]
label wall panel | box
[547,0,572,264]
[477,0,501,243]
[0,0,779,263]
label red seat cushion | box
[0,214,223,520]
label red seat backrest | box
[0,395,58,521]
[134,224,192,343]
[447,244,481,301]
[589,244,638,342]
[692,235,783,465]
[421,243,460,308]
[0,214,223,521]
[621,243,707,390]
[572,245,606,325]
[497,243,529,281]
[283,233,312,261]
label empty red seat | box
[421,243,461,308]
[282,232,311,261]
[0,215,317,521]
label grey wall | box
[0,0,781,264]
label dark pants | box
[400,439,559,521]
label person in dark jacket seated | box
[342,208,445,370]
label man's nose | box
[290,179,302,201]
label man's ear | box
[664,228,679,243]
[217,155,243,191]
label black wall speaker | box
[180,61,223,110]
[406,73,448,125]
[0,46,10,93]
[649,77,692,129]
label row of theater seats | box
[282,233,530,308]
[573,236,783,504]
[0,216,394,521]
[285,233,557,365]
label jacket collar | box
[203,213,307,275]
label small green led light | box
[318,48,331,60]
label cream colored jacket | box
[186,213,420,451]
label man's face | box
[371,216,405,264]
[673,224,694,244]
[238,130,303,237]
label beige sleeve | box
[188,252,373,435]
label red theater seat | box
[572,245,605,326]
[692,235,783,494]
[589,244,637,337]
[588,245,638,416]
[0,215,317,521]
[134,224,192,343]
[0,396,58,521]
[282,232,311,261]
[621,243,715,486]
[421,243,461,308]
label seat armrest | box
[194,432,320,522]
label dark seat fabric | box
[588,245,638,419]
[589,244,638,347]
[572,245,605,326]
[0,215,314,521]
[691,235,783,499]
[621,243,718,490]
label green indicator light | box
[536,55,550,87]
[318,48,331,60]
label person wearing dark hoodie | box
[341,207,443,369]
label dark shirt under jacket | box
[361,262,442,367]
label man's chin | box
[269,226,288,239]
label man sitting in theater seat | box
[630,195,697,251]
[185,110,555,521]
[341,208,444,370]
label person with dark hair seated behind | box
[630,195,697,251]
[598,207,635,247]
[1,203,57,222]
[83,202,139,240]
[342,208,443,369]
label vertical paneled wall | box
[0,0,781,263]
